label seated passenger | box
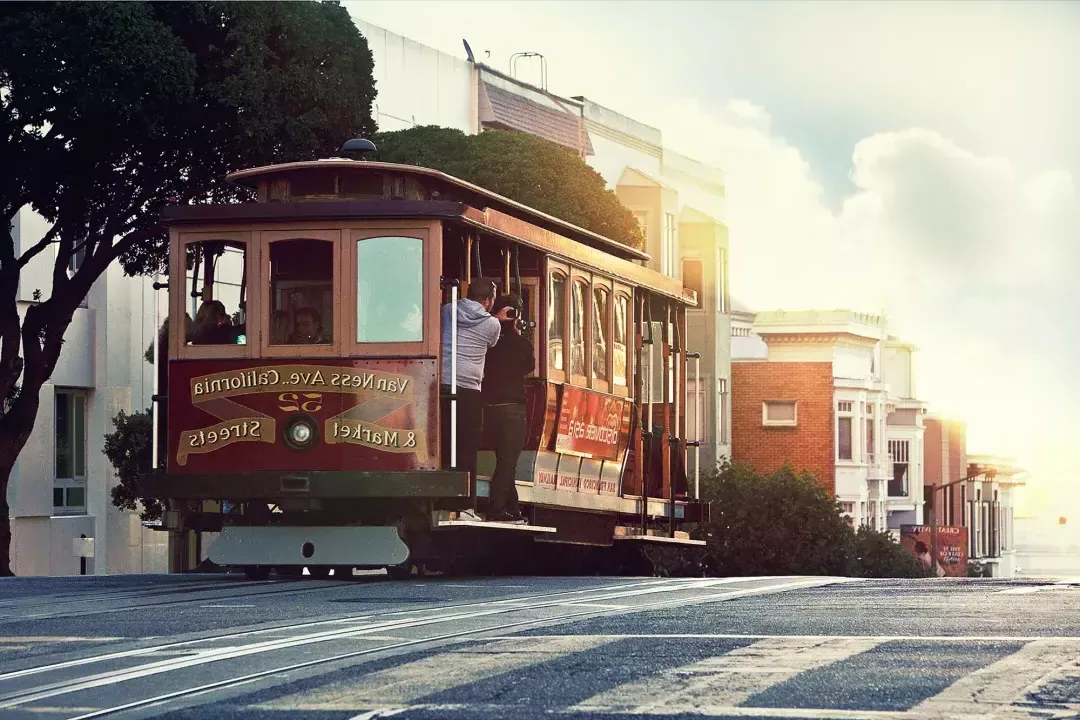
[191,300,236,345]
[270,310,291,345]
[290,306,329,344]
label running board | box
[613,526,706,546]
[435,519,557,533]
[207,526,409,567]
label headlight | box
[282,415,318,451]
[290,423,312,444]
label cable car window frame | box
[545,259,570,383]
[346,221,441,358]
[569,269,591,388]
[612,284,632,398]
[259,228,342,359]
[170,230,256,361]
[591,275,613,394]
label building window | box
[837,401,853,413]
[838,417,853,460]
[662,212,676,277]
[888,439,910,496]
[682,258,703,306]
[718,378,729,444]
[717,248,729,314]
[355,236,423,343]
[762,400,797,427]
[633,211,648,238]
[54,390,87,515]
[866,417,875,463]
[686,379,707,443]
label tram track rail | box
[0,576,848,717]
[0,577,360,622]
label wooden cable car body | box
[146,157,708,578]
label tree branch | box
[16,223,61,270]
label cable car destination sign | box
[177,364,426,465]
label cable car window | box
[613,294,629,387]
[185,240,247,346]
[593,286,609,382]
[548,273,566,372]
[268,238,334,345]
[356,236,423,343]
[571,278,587,377]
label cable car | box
[144,141,709,579]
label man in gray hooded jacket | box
[440,278,509,518]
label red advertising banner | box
[900,525,968,578]
[554,386,628,461]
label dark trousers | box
[485,403,526,517]
[440,386,483,483]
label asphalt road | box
[0,572,1077,719]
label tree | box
[374,126,646,250]
[692,460,929,579]
[103,409,162,522]
[0,1,376,575]
[851,525,924,579]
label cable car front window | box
[268,238,334,345]
[185,240,247,346]
[356,236,424,343]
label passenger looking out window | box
[191,300,237,345]
[268,238,335,346]
[184,240,246,346]
[290,306,329,344]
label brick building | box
[923,417,1024,577]
[731,361,836,495]
[731,309,927,531]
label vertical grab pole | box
[151,274,160,471]
[685,351,702,500]
[642,297,654,533]
[694,352,701,498]
[451,282,459,471]
[667,305,677,538]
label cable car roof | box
[226,160,651,263]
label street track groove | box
[0,576,1076,720]
[0,577,842,716]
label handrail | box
[686,351,701,499]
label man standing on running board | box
[481,294,534,525]
[439,277,510,521]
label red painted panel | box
[555,386,628,461]
[167,358,438,474]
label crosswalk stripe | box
[912,638,1080,718]
[570,636,884,714]
[257,635,617,711]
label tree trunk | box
[0,464,12,577]
[0,355,46,577]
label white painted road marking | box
[912,637,1080,717]
[571,636,884,714]
[261,636,617,711]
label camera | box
[505,307,519,319]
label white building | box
[354,18,733,474]
[731,308,926,531]
[8,208,168,576]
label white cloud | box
[660,100,1080,484]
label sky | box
[346,0,1080,514]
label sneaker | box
[457,509,485,522]
[491,512,528,525]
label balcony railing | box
[867,453,895,482]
